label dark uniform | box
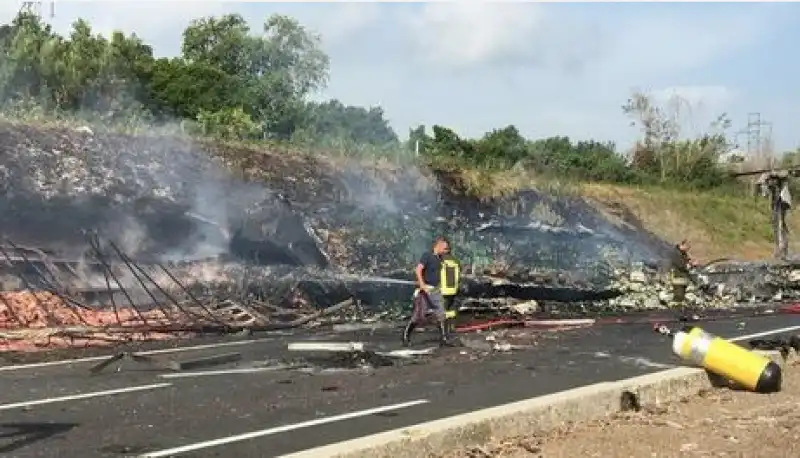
[402,251,448,347]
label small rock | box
[630,271,647,283]
[643,297,661,309]
[510,300,538,315]
[664,420,685,429]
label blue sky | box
[1,1,799,153]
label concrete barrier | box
[281,350,797,458]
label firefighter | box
[668,239,696,306]
[402,236,452,347]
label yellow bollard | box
[672,326,782,393]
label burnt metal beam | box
[728,165,800,178]
[89,351,243,374]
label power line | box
[734,112,773,164]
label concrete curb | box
[281,350,798,458]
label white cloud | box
[403,2,546,68]
[0,2,797,150]
[304,3,380,46]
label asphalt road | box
[1,314,799,458]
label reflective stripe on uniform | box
[440,258,460,296]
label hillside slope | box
[580,183,797,262]
[443,165,797,263]
[0,119,790,269]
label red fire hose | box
[780,303,800,314]
[454,306,798,334]
[454,318,595,333]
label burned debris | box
[0,233,359,353]
[2,121,800,360]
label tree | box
[58,21,153,115]
[407,125,429,153]
[0,13,155,118]
[476,125,528,166]
[0,13,60,103]
[258,15,329,97]
[527,136,635,183]
[147,58,242,119]
[180,13,330,138]
[622,91,678,182]
[181,14,251,76]
[301,100,398,146]
[426,125,477,160]
[623,91,733,188]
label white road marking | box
[281,324,800,458]
[617,356,676,369]
[0,383,172,411]
[159,366,292,379]
[0,338,275,372]
[728,324,800,342]
[138,399,430,457]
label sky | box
[1,1,799,153]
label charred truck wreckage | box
[1,121,800,354]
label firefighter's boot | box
[402,322,416,347]
[438,321,449,347]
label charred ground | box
[0,120,672,274]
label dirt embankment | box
[0,118,791,299]
[580,183,800,263]
[0,120,675,272]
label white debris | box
[510,300,538,315]
[288,341,365,352]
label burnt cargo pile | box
[0,120,796,323]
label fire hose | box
[454,305,792,334]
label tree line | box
[0,11,762,190]
[409,98,735,190]
[0,12,398,145]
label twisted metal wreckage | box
[0,233,356,353]
[3,227,800,366]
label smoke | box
[324,154,442,269]
[338,160,439,216]
[0,13,267,266]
